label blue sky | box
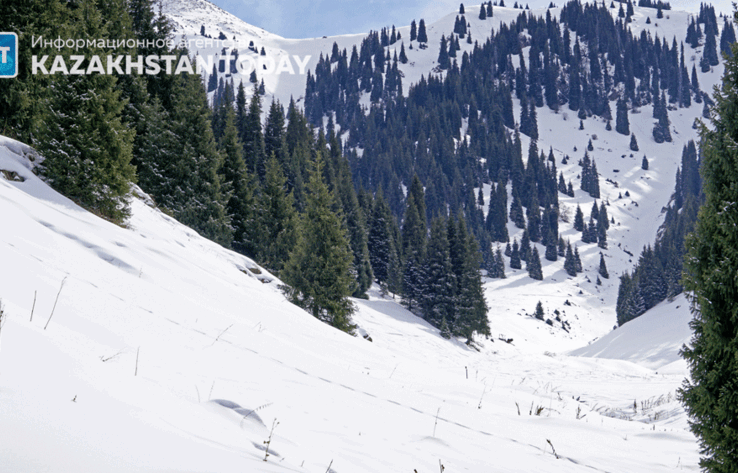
[205,0,734,39]
[206,0,464,38]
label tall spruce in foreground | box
[37,0,135,223]
[281,155,355,333]
[679,34,738,472]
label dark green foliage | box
[534,301,545,320]
[679,38,738,470]
[574,204,584,232]
[629,133,639,151]
[417,19,428,43]
[36,0,135,223]
[220,105,257,256]
[642,155,649,170]
[653,91,672,143]
[720,18,736,58]
[420,217,457,327]
[527,246,543,280]
[281,155,355,333]
[479,4,487,20]
[510,239,522,269]
[254,156,298,274]
[489,246,506,278]
[564,241,577,276]
[598,253,609,279]
[574,246,583,272]
[402,180,427,312]
[368,189,398,287]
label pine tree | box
[37,0,135,223]
[564,241,577,276]
[679,35,738,471]
[598,253,609,279]
[220,105,256,256]
[255,156,298,274]
[417,19,428,43]
[510,239,522,269]
[402,180,427,312]
[281,155,355,333]
[534,301,545,320]
[574,246,583,272]
[642,155,649,170]
[630,133,639,151]
[368,189,395,285]
[574,204,585,232]
[454,231,490,343]
[527,246,543,280]
[420,217,456,327]
[479,4,487,20]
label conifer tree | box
[220,105,257,256]
[256,156,298,274]
[574,204,585,232]
[454,231,490,343]
[417,19,428,43]
[402,180,427,312]
[37,0,135,223]
[281,155,355,333]
[479,4,487,20]
[642,155,649,170]
[564,242,577,276]
[574,246,583,272]
[679,34,738,471]
[598,253,609,279]
[420,217,456,327]
[630,133,639,151]
[527,246,543,280]
[534,301,545,320]
[510,239,522,269]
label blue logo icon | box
[0,33,18,78]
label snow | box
[0,129,700,471]
[1,0,726,470]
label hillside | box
[0,0,729,470]
[0,129,699,471]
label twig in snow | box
[44,277,67,330]
[433,407,441,437]
[263,419,279,462]
[209,324,233,347]
[325,459,333,472]
[546,439,559,459]
[30,290,36,322]
[135,346,140,376]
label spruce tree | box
[454,231,490,343]
[220,106,256,256]
[630,133,639,151]
[37,0,135,223]
[598,253,609,279]
[281,155,355,333]
[679,35,738,471]
[534,301,545,320]
[420,217,456,327]
[255,156,298,274]
[510,239,522,269]
[574,204,585,232]
[417,19,428,43]
[564,242,577,276]
[527,246,543,280]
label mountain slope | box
[0,130,699,471]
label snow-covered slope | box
[0,132,700,471]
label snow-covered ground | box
[1,1,721,470]
[0,129,698,471]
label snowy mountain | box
[0,126,698,472]
[0,0,727,470]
